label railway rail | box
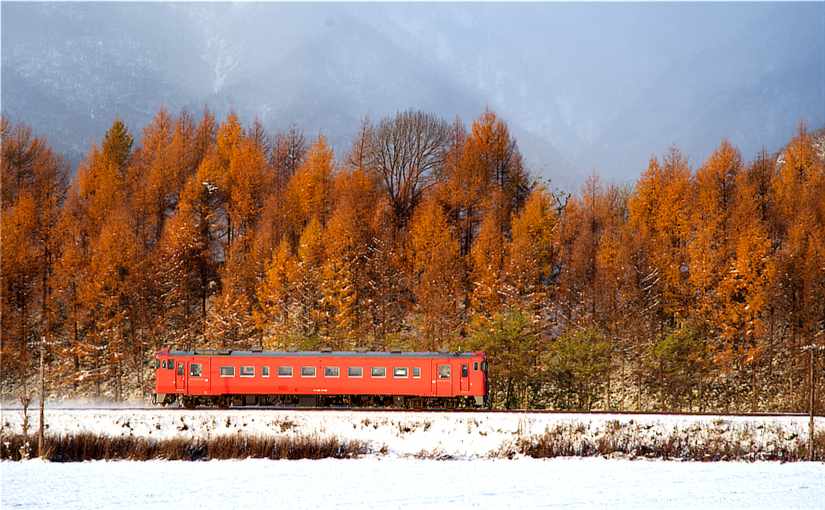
[1,405,817,417]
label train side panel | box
[154,350,487,405]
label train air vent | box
[320,346,333,353]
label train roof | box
[164,350,482,359]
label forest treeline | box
[1,109,824,411]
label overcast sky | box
[2,2,823,189]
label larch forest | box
[1,109,824,412]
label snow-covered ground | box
[2,457,824,509]
[0,408,818,460]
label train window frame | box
[461,364,468,378]
[262,366,270,378]
[177,363,184,376]
[348,367,363,378]
[190,363,203,377]
[301,366,316,378]
[240,366,255,378]
[324,367,340,378]
[371,367,386,378]
[438,365,451,379]
[277,366,293,378]
[220,366,235,377]
[412,367,421,378]
[393,367,408,378]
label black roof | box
[167,350,480,359]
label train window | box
[161,360,167,369]
[474,362,479,371]
[220,366,235,377]
[240,366,255,378]
[371,367,386,378]
[393,367,408,378]
[347,367,363,378]
[177,363,184,376]
[324,367,340,378]
[168,360,175,370]
[262,366,270,378]
[190,364,203,377]
[277,366,293,377]
[412,367,421,378]
[438,365,451,379]
[461,364,468,378]
[301,366,316,378]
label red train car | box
[153,349,489,408]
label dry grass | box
[517,425,825,462]
[3,423,823,462]
[0,432,368,462]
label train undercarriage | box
[155,393,487,409]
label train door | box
[432,360,452,397]
[187,358,210,395]
[460,362,469,393]
[175,360,186,392]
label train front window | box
[161,360,167,369]
[190,363,203,377]
[438,365,450,379]
[473,362,479,371]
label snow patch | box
[1,408,819,461]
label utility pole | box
[810,345,815,461]
[804,332,824,462]
[38,335,45,458]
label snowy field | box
[1,407,819,460]
[2,457,824,509]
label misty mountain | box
[2,2,822,189]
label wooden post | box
[38,336,45,458]
[809,346,815,462]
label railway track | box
[1,405,815,417]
